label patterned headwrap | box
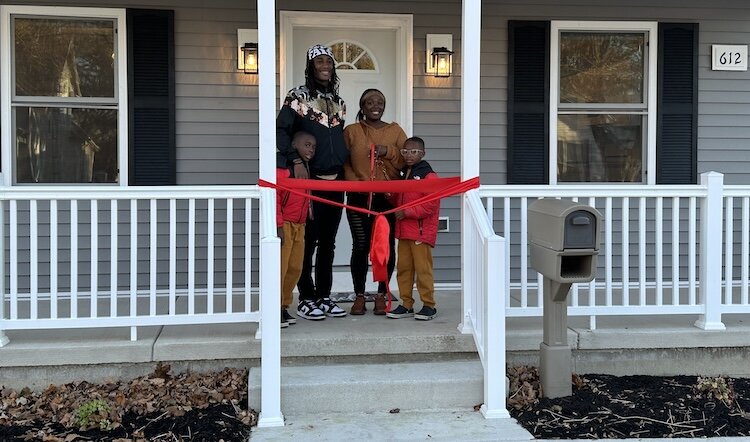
[307,44,334,61]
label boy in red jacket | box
[277,131,316,327]
[387,137,440,321]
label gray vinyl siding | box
[3,0,750,289]
[481,0,750,186]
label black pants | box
[297,185,344,302]
[346,192,396,295]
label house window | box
[550,21,657,184]
[1,6,127,185]
[328,40,378,71]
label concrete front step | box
[249,360,484,415]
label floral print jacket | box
[276,85,348,175]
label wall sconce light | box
[431,47,454,77]
[426,34,453,77]
[237,29,258,74]
[242,43,258,74]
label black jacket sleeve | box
[276,99,300,163]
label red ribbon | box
[259,176,479,311]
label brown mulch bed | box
[0,363,256,441]
[507,365,750,439]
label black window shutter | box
[507,21,550,184]
[657,23,698,184]
[127,9,175,185]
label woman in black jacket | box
[276,44,349,321]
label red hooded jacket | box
[276,167,309,227]
[391,160,440,247]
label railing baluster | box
[725,197,734,306]
[130,200,138,318]
[0,200,6,346]
[638,197,646,305]
[208,199,215,314]
[150,199,157,316]
[91,200,98,318]
[110,200,118,317]
[169,199,176,315]
[743,197,749,305]
[520,197,528,307]
[570,197,579,306]
[245,198,252,312]
[689,197,697,305]
[30,200,38,320]
[50,200,58,319]
[503,198,511,308]
[605,197,612,306]
[226,198,234,313]
[9,201,16,320]
[71,200,78,319]
[656,197,663,306]
[188,199,196,315]
[672,197,680,305]
[622,197,630,306]
[588,197,596,307]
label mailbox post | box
[528,199,601,398]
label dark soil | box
[509,368,750,439]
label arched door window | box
[328,40,379,71]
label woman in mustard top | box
[343,89,406,315]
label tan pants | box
[396,239,436,309]
[280,221,306,308]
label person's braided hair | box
[304,58,340,95]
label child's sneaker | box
[297,300,326,321]
[281,310,289,328]
[282,309,296,325]
[386,305,414,319]
[316,298,347,317]
[415,306,437,321]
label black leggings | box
[297,187,345,301]
[346,192,396,294]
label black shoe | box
[297,300,326,320]
[281,309,289,329]
[282,309,296,325]
[386,305,414,319]
[415,306,437,321]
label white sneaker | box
[297,300,326,320]
[316,298,348,317]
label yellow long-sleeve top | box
[343,121,407,182]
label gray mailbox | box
[528,199,601,300]
[527,198,602,399]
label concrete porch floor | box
[3,290,750,389]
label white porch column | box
[695,171,726,330]
[459,0,482,334]
[256,0,284,428]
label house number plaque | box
[712,44,748,71]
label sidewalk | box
[249,410,749,441]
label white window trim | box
[0,5,128,186]
[549,20,658,185]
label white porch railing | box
[462,189,508,418]
[479,171,750,330]
[0,185,264,342]
[0,184,283,425]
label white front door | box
[281,12,413,293]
